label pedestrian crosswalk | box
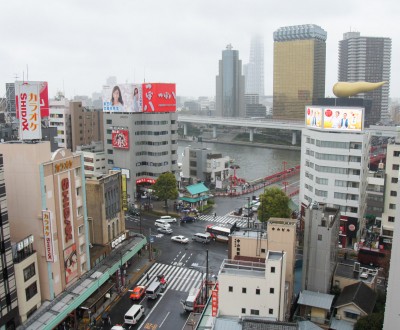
[197,214,248,228]
[136,262,205,293]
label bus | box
[206,223,238,242]
[357,247,390,267]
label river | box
[178,140,301,182]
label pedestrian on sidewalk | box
[214,212,217,219]
[146,273,150,281]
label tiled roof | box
[334,281,377,314]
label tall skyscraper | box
[273,24,327,120]
[216,44,245,118]
[244,35,264,97]
[338,32,392,125]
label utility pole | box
[149,228,153,261]
[206,249,209,301]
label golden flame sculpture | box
[333,81,386,97]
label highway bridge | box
[177,114,400,145]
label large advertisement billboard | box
[102,83,176,113]
[305,106,364,132]
[15,81,49,118]
[16,82,42,140]
[142,83,176,112]
[112,129,129,149]
[102,83,142,112]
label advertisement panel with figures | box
[112,129,129,149]
[103,84,135,112]
[142,83,176,112]
[305,107,322,128]
[323,107,363,131]
[64,244,78,284]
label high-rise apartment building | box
[5,83,16,123]
[244,35,264,97]
[0,154,20,329]
[338,32,391,125]
[216,44,245,118]
[300,109,370,248]
[273,24,327,120]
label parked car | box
[171,235,189,244]
[129,285,146,301]
[157,227,173,234]
[180,216,197,223]
[157,215,177,223]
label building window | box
[344,311,359,320]
[250,309,260,316]
[393,164,399,170]
[78,225,84,235]
[26,282,38,301]
[228,286,233,292]
[392,177,398,184]
[390,191,397,197]
[261,248,266,253]
[107,149,113,154]
[106,119,112,124]
[389,216,395,223]
[256,289,260,295]
[394,151,400,157]
[271,266,275,273]
[241,308,246,314]
[389,204,396,210]
[107,139,112,145]
[79,243,85,255]
[270,288,275,294]
[242,288,247,294]
[269,308,273,315]
[23,263,36,282]
[318,234,322,241]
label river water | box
[178,140,301,182]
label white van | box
[192,232,211,244]
[124,304,144,325]
[146,281,162,299]
[154,219,172,228]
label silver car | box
[157,227,173,235]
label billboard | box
[59,176,74,248]
[122,174,128,211]
[142,83,176,112]
[15,81,49,118]
[42,210,55,262]
[15,82,42,140]
[112,129,129,149]
[305,107,322,128]
[64,244,78,284]
[305,106,364,132]
[102,83,142,112]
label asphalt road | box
[106,174,300,329]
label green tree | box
[152,172,179,213]
[354,312,384,330]
[258,186,291,222]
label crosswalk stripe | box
[167,267,186,288]
[172,268,192,291]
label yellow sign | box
[122,174,128,211]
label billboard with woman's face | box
[64,244,78,284]
[102,84,139,112]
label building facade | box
[216,44,245,118]
[0,142,90,301]
[0,154,20,329]
[380,138,400,247]
[273,24,327,120]
[338,32,391,124]
[70,102,104,152]
[244,35,264,97]
[49,98,72,149]
[103,112,178,202]
[85,171,126,267]
[302,204,340,293]
[300,123,370,248]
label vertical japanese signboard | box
[42,210,55,262]
[211,289,219,317]
[122,174,128,211]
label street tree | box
[258,186,291,222]
[152,172,179,213]
[354,312,383,330]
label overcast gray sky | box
[1,0,398,99]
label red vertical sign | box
[211,289,218,317]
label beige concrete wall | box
[14,252,41,322]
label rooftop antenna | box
[14,73,19,81]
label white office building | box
[300,117,370,248]
[217,251,286,321]
[49,98,71,149]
